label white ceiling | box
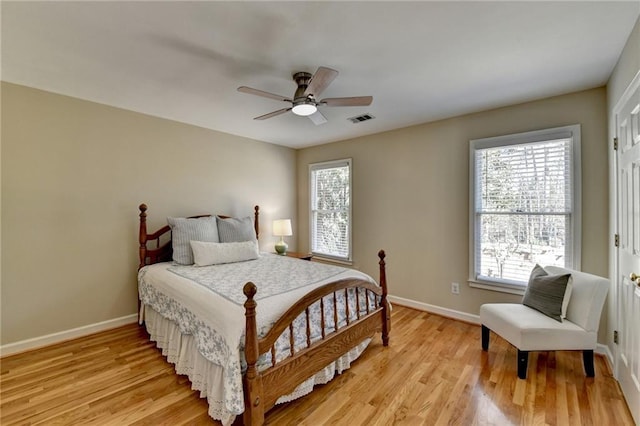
[2,1,639,148]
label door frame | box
[609,69,640,380]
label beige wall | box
[1,82,297,345]
[297,88,609,340]
[606,17,640,353]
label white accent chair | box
[480,267,609,379]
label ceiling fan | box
[237,66,373,125]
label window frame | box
[309,158,353,263]
[469,125,582,294]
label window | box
[469,125,581,293]
[310,159,352,262]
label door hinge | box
[615,234,620,247]
[614,137,618,150]
[614,330,619,344]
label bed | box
[137,203,390,425]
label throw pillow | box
[167,216,219,265]
[522,264,571,322]
[216,216,257,243]
[190,240,259,266]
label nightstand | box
[282,251,313,261]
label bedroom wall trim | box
[0,295,613,366]
[388,295,481,324]
[0,314,138,358]
[601,343,615,373]
[388,294,610,360]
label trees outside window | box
[310,159,352,261]
[470,126,581,290]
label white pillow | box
[190,240,259,266]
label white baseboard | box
[0,314,138,358]
[388,295,481,324]
[1,299,616,367]
[389,295,614,361]
[597,343,614,368]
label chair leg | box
[481,325,490,351]
[517,350,529,379]
[583,349,595,377]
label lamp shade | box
[273,219,293,237]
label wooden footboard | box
[242,250,390,426]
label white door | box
[616,72,640,425]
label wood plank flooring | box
[0,305,634,425]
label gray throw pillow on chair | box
[522,264,571,322]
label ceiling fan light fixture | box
[292,102,317,116]
[238,66,373,124]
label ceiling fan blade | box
[304,67,338,97]
[321,96,373,107]
[238,86,292,103]
[308,110,328,126]
[254,108,291,120]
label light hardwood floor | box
[1,305,634,425]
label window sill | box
[311,255,353,266]
[468,279,526,296]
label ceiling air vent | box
[348,113,375,124]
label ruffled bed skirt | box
[142,305,371,425]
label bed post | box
[243,282,264,426]
[139,204,148,270]
[254,205,260,240]
[378,250,390,346]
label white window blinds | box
[470,126,581,289]
[310,159,352,261]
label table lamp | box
[273,219,292,255]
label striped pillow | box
[216,216,257,243]
[167,216,219,265]
[522,264,571,322]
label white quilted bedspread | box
[138,253,377,419]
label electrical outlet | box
[451,282,460,295]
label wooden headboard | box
[138,203,260,269]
